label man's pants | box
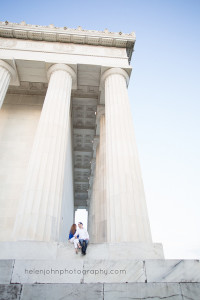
[79,239,89,254]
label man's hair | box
[78,222,83,225]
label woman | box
[68,224,80,254]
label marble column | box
[89,143,99,243]
[101,67,152,243]
[13,64,76,241]
[92,144,100,243]
[98,114,106,242]
[87,158,95,240]
[87,189,93,240]
[94,108,106,243]
[0,60,16,109]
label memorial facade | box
[0,21,153,245]
[1,22,200,299]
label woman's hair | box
[70,224,77,235]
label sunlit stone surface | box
[0,21,198,299]
[0,21,151,244]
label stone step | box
[1,282,200,300]
[1,258,200,284]
[0,241,164,260]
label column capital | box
[101,67,130,87]
[47,63,76,88]
[0,60,16,81]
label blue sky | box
[1,0,200,258]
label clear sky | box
[1,0,200,258]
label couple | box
[68,222,89,255]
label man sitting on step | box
[75,222,89,255]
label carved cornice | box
[0,21,136,63]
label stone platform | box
[0,241,164,260]
[0,242,200,299]
[0,258,200,299]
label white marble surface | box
[58,241,164,260]
[1,257,200,287]
[83,259,145,283]
[0,284,21,300]
[21,283,103,300]
[0,241,57,259]
[104,283,183,300]
[11,259,83,284]
[1,282,200,300]
[0,21,135,51]
[181,283,200,300]
[0,96,42,241]
[12,64,75,241]
[0,241,164,260]
[0,37,130,69]
[103,68,152,243]
[145,260,200,282]
[0,260,14,284]
[0,60,12,108]
[93,114,106,243]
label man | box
[75,222,89,255]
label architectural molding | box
[0,21,136,63]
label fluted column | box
[87,158,95,240]
[101,67,152,243]
[98,114,106,242]
[0,60,16,109]
[92,144,100,243]
[13,64,76,241]
[94,107,106,243]
[89,143,100,243]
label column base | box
[0,241,164,260]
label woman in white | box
[68,224,80,254]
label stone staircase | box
[0,241,199,299]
